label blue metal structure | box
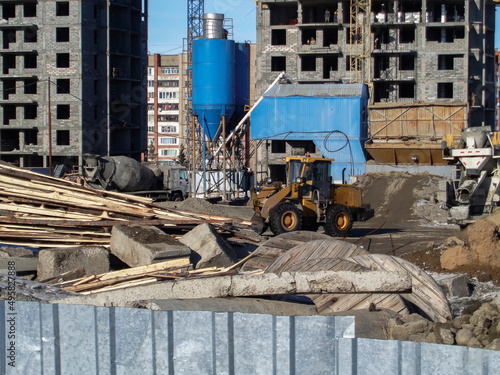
[192,38,236,141]
[234,42,250,117]
[251,84,369,179]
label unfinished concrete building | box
[0,0,148,170]
[255,0,496,177]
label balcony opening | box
[56,104,70,119]
[23,3,37,17]
[427,2,465,23]
[3,80,15,99]
[24,53,37,68]
[24,105,37,120]
[400,28,415,44]
[3,55,15,74]
[374,55,389,78]
[270,4,297,26]
[373,28,389,48]
[24,27,37,43]
[438,55,454,70]
[346,56,362,71]
[438,83,453,99]
[24,78,37,94]
[56,2,70,17]
[302,5,339,24]
[301,56,316,71]
[374,82,390,102]
[271,29,286,45]
[3,29,15,49]
[3,105,16,125]
[323,29,338,46]
[302,29,317,45]
[56,130,70,146]
[2,3,15,19]
[56,27,70,42]
[56,53,70,68]
[1,130,20,151]
[323,56,338,79]
[271,56,286,72]
[399,82,415,98]
[400,55,415,71]
[25,129,38,145]
[56,79,70,94]
[426,27,464,43]
[271,140,286,153]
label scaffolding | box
[349,0,372,99]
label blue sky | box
[149,2,500,54]
[148,0,257,55]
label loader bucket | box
[251,212,266,234]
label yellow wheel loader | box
[250,156,373,236]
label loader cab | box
[285,157,333,201]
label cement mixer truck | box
[83,155,189,201]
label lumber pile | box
[52,254,254,295]
[0,163,250,249]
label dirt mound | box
[156,198,230,218]
[404,214,500,284]
[355,172,448,226]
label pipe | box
[213,71,285,157]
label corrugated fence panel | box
[2,301,500,374]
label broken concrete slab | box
[110,225,191,267]
[37,246,110,280]
[179,223,238,269]
[53,270,412,308]
[435,274,470,298]
[0,246,35,258]
[0,274,79,302]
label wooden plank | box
[350,254,452,322]
[38,268,86,284]
[80,278,158,294]
[265,239,367,274]
[241,231,331,272]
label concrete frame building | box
[0,0,148,170]
[147,54,186,165]
[255,0,496,178]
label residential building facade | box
[147,54,186,165]
[0,0,147,169]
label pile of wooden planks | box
[0,163,250,249]
[51,254,255,295]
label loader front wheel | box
[324,204,353,237]
[269,202,302,235]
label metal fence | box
[1,301,499,374]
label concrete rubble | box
[37,246,110,281]
[179,223,238,269]
[110,225,191,267]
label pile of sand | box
[355,172,448,226]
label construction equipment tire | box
[172,193,183,201]
[269,202,302,235]
[324,204,353,237]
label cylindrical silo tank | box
[234,42,250,117]
[192,38,236,141]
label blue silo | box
[234,42,250,117]
[192,14,236,141]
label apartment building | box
[147,54,186,165]
[0,0,147,169]
[256,0,495,125]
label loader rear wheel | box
[324,204,353,237]
[269,202,302,235]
